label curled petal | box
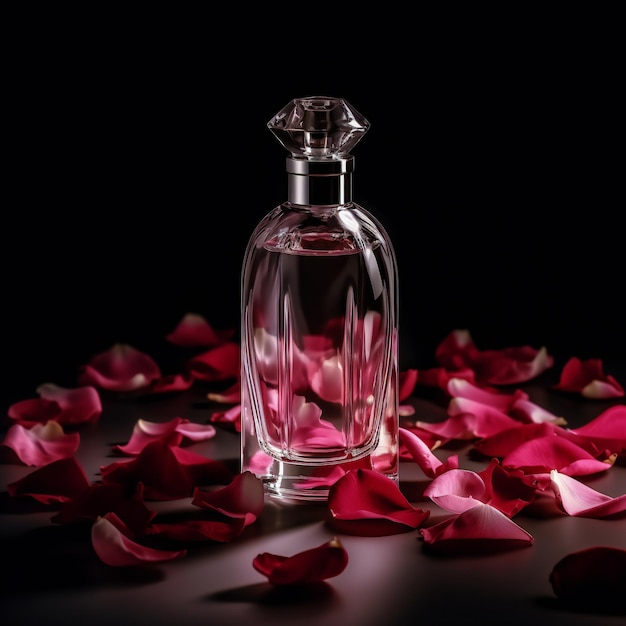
[553,357,625,399]
[253,537,349,585]
[399,369,418,401]
[78,344,162,392]
[568,405,626,458]
[328,468,430,536]
[207,379,241,404]
[398,427,458,478]
[507,397,567,426]
[92,512,187,567]
[166,312,234,347]
[7,457,90,504]
[192,471,265,525]
[420,501,534,554]
[186,342,240,382]
[447,397,524,437]
[549,469,626,518]
[1,422,80,466]
[474,422,562,458]
[447,377,524,410]
[35,384,102,426]
[549,546,626,613]
[477,459,538,517]
[150,372,194,394]
[416,366,476,392]
[423,469,486,513]
[7,398,62,428]
[502,435,615,477]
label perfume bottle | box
[241,96,399,501]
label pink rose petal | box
[423,469,487,513]
[253,537,349,585]
[91,512,187,567]
[549,469,626,518]
[7,457,90,504]
[553,357,625,399]
[7,398,62,428]
[501,435,616,477]
[149,372,195,394]
[35,383,102,426]
[420,500,534,553]
[210,403,242,432]
[399,369,418,401]
[549,546,626,613]
[191,471,265,525]
[78,343,162,392]
[398,427,459,478]
[568,404,626,458]
[327,468,430,536]
[1,422,80,466]
[166,312,235,347]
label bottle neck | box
[286,156,354,206]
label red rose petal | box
[7,457,90,504]
[7,397,63,428]
[253,537,349,585]
[399,427,459,478]
[186,342,240,382]
[328,468,430,536]
[549,546,626,613]
[91,512,187,567]
[568,405,626,457]
[553,357,625,399]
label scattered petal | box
[207,379,241,404]
[549,546,626,614]
[78,344,162,392]
[150,372,195,394]
[398,427,458,478]
[420,500,534,554]
[166,312,234,347]
[399,369,418,401]
[568,404,626,458]
[7,457,90,504]
[253,537,349,585]
[1,422,80,466]
[553,357,625,399]
[549,469,626,518]
[210,403,242,432]
[327,468,430,536]
[423,469,487,513]
[92,512,187,567]
[186,342,240,382]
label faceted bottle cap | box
[268,96,369,159]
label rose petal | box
[447,397,525,437]
[398,427,459,478]
[552,357,625,399]
[549,469,626,518]
[420,501,534,553]
[422,468,487,513]
[549,546,626,613]
[7,398,62,428]
[7,457,90,504]
[568,404,626,457]
[207,379,241,404]
[399,369,418,401]
[501,435,615,477]
[477,459,538,517]
[1,422,80,466]
[91,512,187,567]
[35,383,102,426]
[192,471,265,525]
[210,403,242,432]
[145,515,247,543]
[51,481,156,534]
[186,342,240,382]
[166,312,234,347]
[113,418,186,455]
[473,422,562,458]
[253,537,348,585]
[78,344,162,392]
[327,468,430,536]
[149,372,195,394]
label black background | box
[4,12,624,409]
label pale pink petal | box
[553,357,625,399]
[77,344,162,392]
[207,379,241,403]
[191,471,265,525]
[508,396,567,426]
[210,403,242,432]
[420,500,534,553]
[1,422,80,466]
[174,421,217,442]
[423,468,486,513]
[7,457,90,504]
[398,427,459,477]
[447,397,525,437]
[549,469,626,518]
[446,377,524,409]
[166,312,234,347]
[91,512,187,567]
[502,435,616,477]
[253,537,349,585]
[327,468,430,535]
[186,342,240,382]
[35,383,103,426]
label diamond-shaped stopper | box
[268,96,370,159]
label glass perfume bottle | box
[241,96,399,501]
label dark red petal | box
[549,546,626,614]
[253,537,349,585]
[7,457,90,504]
[186,342,240,382]
[7,398,62,427]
